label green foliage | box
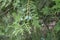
[0,0,60,40]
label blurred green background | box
[0,0,60,40]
